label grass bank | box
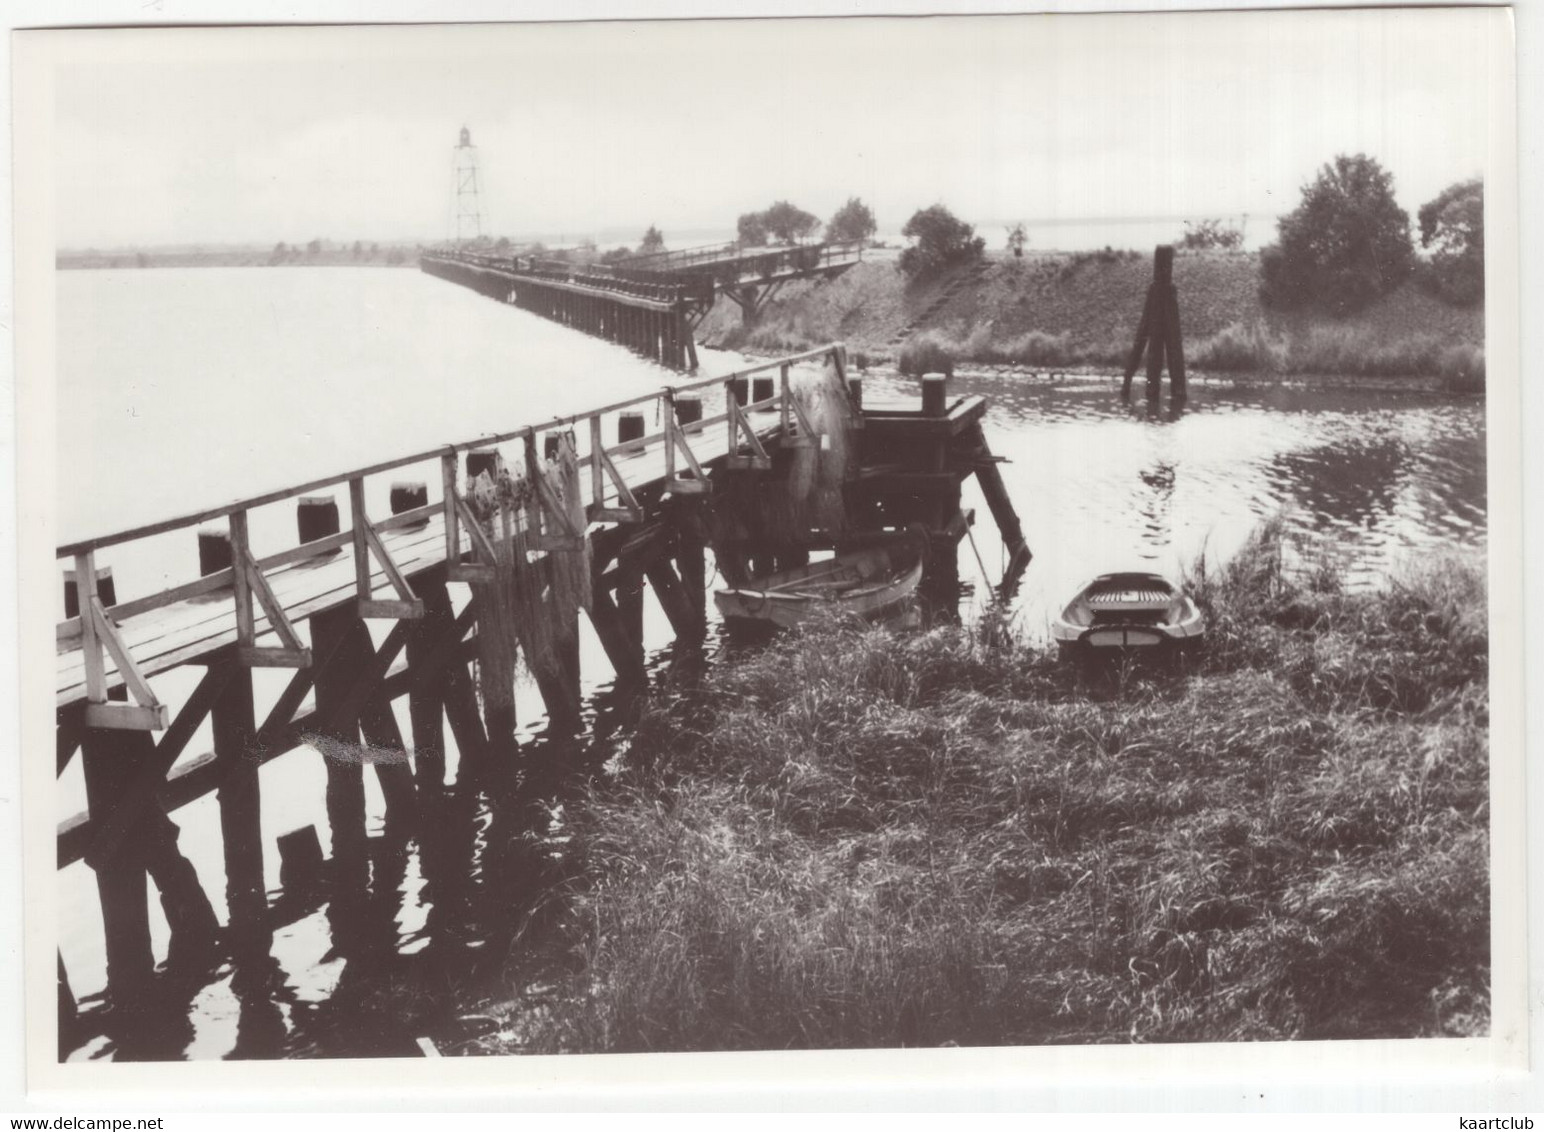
[701,251,1486,388]
[498,524,1488,1052]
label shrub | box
[1436,343,1485,392]
[1181,219,1245,251]
[638,225,666,254]
[1190,322,1287,373]
[828,197,877,245]
[1417,179,1484,306]
[899,205,985,278]
[898,332,956,378]
[1006,223,1027,258]
[1259,154,1414,316]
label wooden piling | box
[394,481,451,789]
[1120,245,1186,407]
[198,528,233,576]
[297,497,340,545]
[79,724,155,1003]
[673,502,708,633]
[676,396,703,428]
[205,531,271,960]
[299,503,369,887]
[277,826,324,896]
[389,482,429,524]
[618,413,645,445]
[752,376,775,404]
[62,565,114,619]
[959,422,1032,582]
[466,448,500,482]
[73,565,220,1001]
[922,375,949,417]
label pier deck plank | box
[56,407,787,707]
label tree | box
[639,225,666,254]
[1417,178,1483,306]
[1006,223,1027,258]
[306,237,323,256]
[1259,154,1414,316]
[761,201,820,245]
[737,211,769,247]
[898,204,985,277]
[351,240,363,259]
[827,197,877,245]
[494,236,512,252]
[269,241,289,265]
[1180,218,1244,251]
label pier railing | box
[57,344,849,728]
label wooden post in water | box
[74,565,221,1003]
[921,375,949,418]
[75,552,153,1003]
[1120,245,1187,407]
[298,499,368,889]
[392,483,449,790]
[202,534,272,963]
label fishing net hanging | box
[463,435,592,723]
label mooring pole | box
[1121,244,1185,407]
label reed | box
[512,524,1489,1052]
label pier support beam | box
[74,566,220,1004]
[209,656,270,960]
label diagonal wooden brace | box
[663,396,710,495]
[724,397,772,471]
[77,569,170,732]
[450,495,500,583]
[228,511,312,669]
[589,414,644,524]
[783,386,820,450]
[351,477,424,619]
[525,433,586,551]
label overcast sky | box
[44,7,1503,250]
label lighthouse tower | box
[451,125,482,246]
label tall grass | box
[1188,322,1288,374]
[513,526,1489,1052]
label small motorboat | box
[1051,571,1204,656]
[714,538,926,630]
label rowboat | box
[1051,571,1204,655]
[714,540,926,630]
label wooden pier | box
[54,343,1029,1023]
[421,250,700,371]
[420,239,865,363]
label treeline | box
[1260,155,1483,312]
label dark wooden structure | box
[421,240,864,353]
[421,251,700,371]
[54,343,1029,1025]
[1121,244,1188,407]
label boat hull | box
[1051,571,1205,657]
[714,544,925,630]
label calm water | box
[54,268,1487,1060]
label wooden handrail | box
[57,344,844,559]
